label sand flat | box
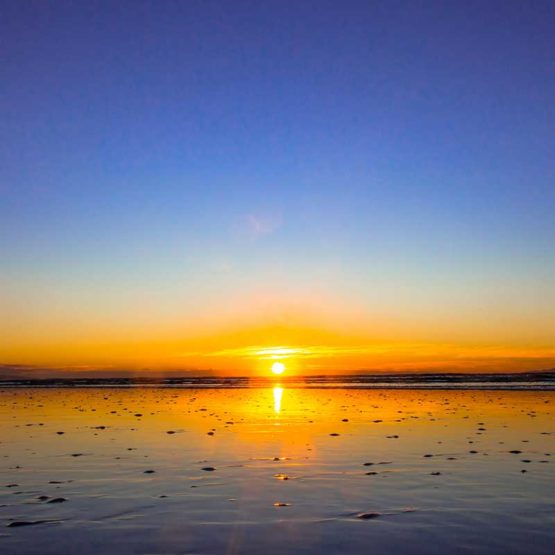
[0,387,553,554]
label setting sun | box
[271,361,285,375]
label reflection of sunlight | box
[273,386,283,413]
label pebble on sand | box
[356,512,381,519]
[8,520,55,528]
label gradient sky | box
[1,1,554,375]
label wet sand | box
[1,387,553,554]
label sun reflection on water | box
[273,386,283,413]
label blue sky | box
[1,1,554,371]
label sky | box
[1,1,554,375]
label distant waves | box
[1,372,554,390]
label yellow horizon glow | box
[2,322,555,375]
[2,278,555,375]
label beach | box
[1,386,553,554]
[4,2,555,553]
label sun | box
[271,361,285,375]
